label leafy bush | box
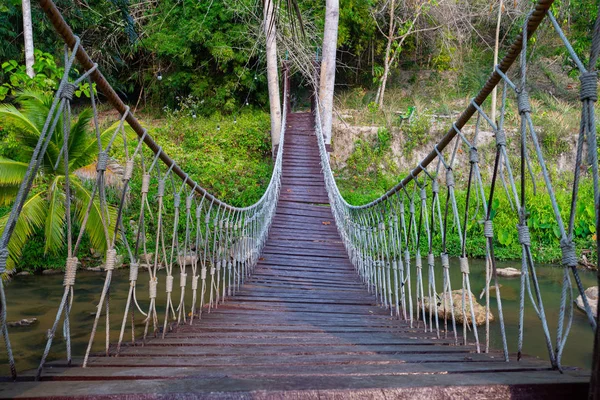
[402,111,431,156]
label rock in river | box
[422,289,494,327]
[575,286,598,317]
[8,318,38,327]
[496,267,521,277]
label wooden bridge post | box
[282,60,291,113]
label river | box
[0,259,596,376]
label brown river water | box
[0,259,596,376]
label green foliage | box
[0,91,118,273]
[0,51,95,101]
[402,111,431,156]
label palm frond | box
[0,104,41,139]
[0,157,28,186]
[67,108,95,171]
[70,177,117,253]
[0,192,47,274]
[44,176,66,255]
[0,157,28,205]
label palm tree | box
[0,91,121,273]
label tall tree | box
[21,0,34,78]
[490,0,504,124]
[319,0,339,145]
[264,0,282,153]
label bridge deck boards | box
[0,112,589,399]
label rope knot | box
[420,187,427,201]
[180,272,187,288]
[123,160,134,181]
[560,238,578,267]
[517,224,531,246]
[173,194,181,208]
[149,278,157,299]
[210,267,216,275]
[141,174,150,194]
[0,248,8,273]
[404,250,410,265]
[495,129,507,147]
[63,256,78,286]
[186,196,193,211]
[579,71,598,102]
[446,169,455,187]
[201,267,207,280]
[398,258,404,271]
[517,89,531,114]
[427,253,434,267]
[400,202,405,213]
[105,249,117,271]
[60,83,76,101]
[415,255,422,269]
[192,275,199,290]
[157,180,165,197]
[441,252,450,269]
[469,147,479,164]
[165,275,174,293]
[392,260,398,271]
[409,201,415,214]
[484,219,494,238]
[432,180,439,194]
[129,261,139,282]
[459,256,470,274]
[96,151,109,172]
[378,222,385,231]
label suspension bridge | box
[0,0,598,398]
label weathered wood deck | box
[0,112,590,399]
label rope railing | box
[313,0,598,371]
[0,0,289,380]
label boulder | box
[496,267,521,277]
[575,286,598,317]
[15,271,31,276]
[98,254,124,270]
[85,266,103,272]
[422,289,494,327]
[42,269,62,275]
[8,318,38,327]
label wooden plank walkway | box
[0,112,590,399]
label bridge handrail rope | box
[0,0,289,379]
[313,0,599,371]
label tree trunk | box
[263,0,281,154]
[490,0,503,124]
[376,0,395,108]
[22,0,35,78]
[319,0,339,145]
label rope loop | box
[149,278,157,299]
[165,275,174,293]
[0,248,8,273]
[157,180,165,197]
[105,249,117,271]
[96,151,109,172]
[517,224,531,246]
[141,174,150,194]
[180,272,187,288]
[420,187,427,201]
[63,256,78,286]
[60,83,76,101]
[415,255,422,269]
[484,219,494,238]
[517,89,531,114]
[495,129,507,147]
[560,238,578,267]
[579,71,598,102]
[446,169,455,187]
[427,253,434,267]
[469,147,479,164]
[129,262,139,282]
[124,160,134,181]
[459,256,470,274]
[441,253,450,269]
